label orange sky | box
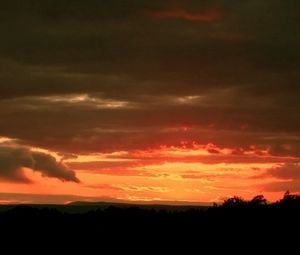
[0,138,297,204]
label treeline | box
[1,191,300,241]
[217,191,300,208]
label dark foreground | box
[1,192,299,250]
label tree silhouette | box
[278,190,300,207]
[222,196,246,208]
[249,195,267,206]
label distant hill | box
[69,199,211,207]
[0,200,210,214]
[68,200,211,212]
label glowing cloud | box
[0,145,80,183]
[150,7,221,22]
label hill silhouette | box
[1,191,299,249]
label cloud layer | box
[0,0,299,158]
[0,145,79,183]
[0,1,299,201]
[263,164,300,192]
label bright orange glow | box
[0,141,297,204]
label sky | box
[0,0,300,204]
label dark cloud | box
[262,164,300,192]
[0,0,299,98]
[0,145,80,183]
[1,97,300,157]
[263,181,300,193]
[0,0,299,158]
[149,6,221,22]
[266,163,300,180]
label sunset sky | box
[1,0,300,204]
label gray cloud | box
[0,0,299,158]
[0,97,300,156]
[0,0,299,99]
[0,145,80,183]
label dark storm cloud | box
[0,145,80,183]
[0,0,300,156]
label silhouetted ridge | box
[1,191,300,246]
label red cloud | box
[149,7,221,22]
